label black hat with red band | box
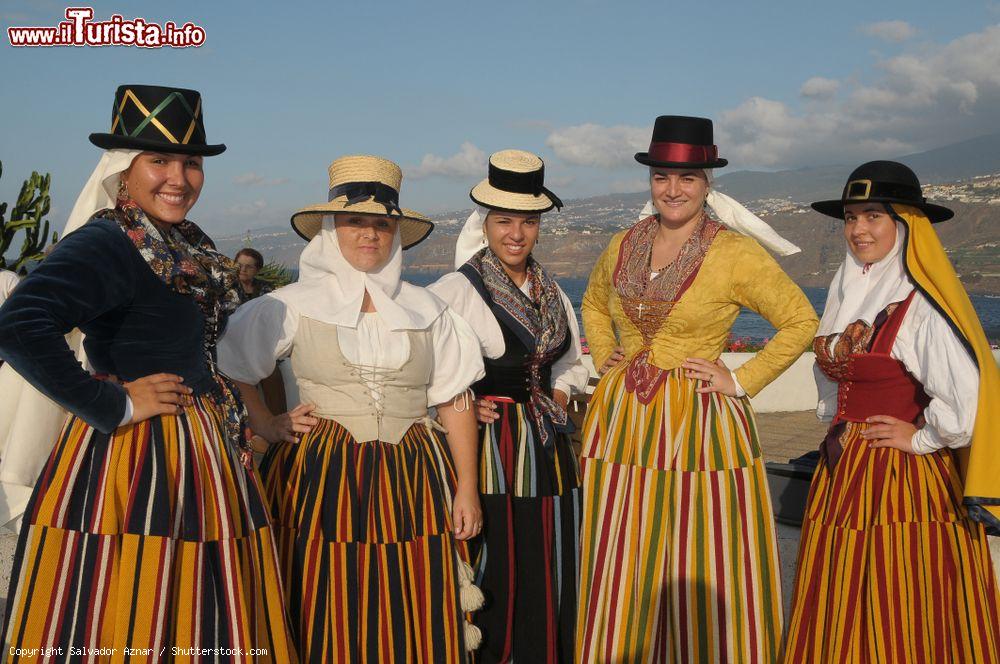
[634,115,728,169]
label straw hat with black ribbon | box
[470,149,563,213]
[291,155,433,249]
[454,150,563,268]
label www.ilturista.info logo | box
[7,7,206,48]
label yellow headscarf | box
[891,203,1000,534]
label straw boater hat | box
[470,150,563,213]
[291,155,434,249]
[811,160,954,223]
[89,84,225,156]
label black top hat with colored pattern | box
[811,161,953,223]
[89,84,225,156]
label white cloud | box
[546,174,576,188]
[225,200,268,217]
[860,20,917,43]
[545,123,649,169]
[608,178,649,194]
[541,25,1000,175]
[233,172,288,187]
[716,24,1000,167]
[410,142,486,179]
[800,77,840,100]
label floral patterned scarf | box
[95,201,251,462]
[464,246,570,448]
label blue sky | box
[2,0,999,238]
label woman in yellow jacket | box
[576,115,818,663]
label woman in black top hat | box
[577,116,818,662]
[0,85,296,660]
[429,149,589,663]
[782,161,1000,662]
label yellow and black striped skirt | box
[2,395,296,662]
[260,418,473,663]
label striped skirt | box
[782,422,1000,663]
[259,418,472,663]
[473,399,580,663]
[1,395,296,662]
[576,367,782,664]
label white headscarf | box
[284,216,445,330]
[639,169,800,256]
[453,205,492,269]
[0,148,141,534]
[64,149,143,235]
[816,221,911,336]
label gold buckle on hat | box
[846,179,872,200]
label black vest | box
[458,264,571,402]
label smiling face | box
[649,167,709,228]
[334,213,399,272]
[843,202,897,263]
[483,210,540,272]
[121,152,204,226]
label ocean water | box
[405,274,1000,343]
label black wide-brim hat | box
[812,160,953,223]
[634,115,728,169]
[89,84,226,156]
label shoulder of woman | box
[601,229,629,257]
[709,229,775,262]
[254,282,304,312]
[426,270,472,300]
[399,281,450,318]
[713,227,757,248]
[904,290,947,330]
[612,227,631,243]
[49,215,135,260]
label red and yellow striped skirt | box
[1,395,296,662]
[782,422,1000,663]
[259,418,473,663]
[576,367,782,663]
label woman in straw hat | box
[577,115,818,662]
[782,161,1000,663]
[218,155,488,662]
[429,150,589,663]
[0,85,296,659]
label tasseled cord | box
[456,554,485,651]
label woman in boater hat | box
[782,161,1000,663]
[576,115,819,662]
[0,85,296,659]
[218,155,488,662]
[429,150,589,663]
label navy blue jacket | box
[0,218,217,434]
